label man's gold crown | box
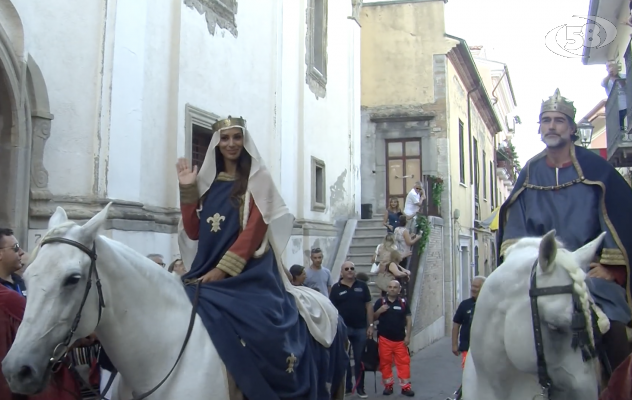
[211,115,247,133]
[540,89,576,120]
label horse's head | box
[2,203,111,395]
[501,230,607,398]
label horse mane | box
[507,236,610,344]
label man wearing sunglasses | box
[330,261,374,398]
[0,228,26,297]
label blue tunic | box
[502,155,631,324]
[181,178,348,400]
[386,210,402,233]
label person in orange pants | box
[373,280,414,397]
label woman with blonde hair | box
[375,249,411,296]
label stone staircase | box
[346,214,386,299]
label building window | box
[489,161,495,209]
[458,120,465,184]
[185,104,220,169]
[311,156,326,212]
[482,151,487,200]
[468,125,473,185]
[306,0,328,98]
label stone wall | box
[410,216,446,352]
[412,217,444,333]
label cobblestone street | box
[354,337,462,400]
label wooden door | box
[385,139,422,209]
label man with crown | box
[497,89,632,377]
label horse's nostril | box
[17,365,35,380]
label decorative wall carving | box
[184,0,238,38]
[30,117,52,200]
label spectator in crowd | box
[393,216,421,269]
[289,264,307,286]
[304,247,334,294]
[601,61,627,133]
[403,182,425,231]
[452,276,486,369]
[0,228,26,297]
[382,197,403,233]
[330,261,373,398]
[373,280,414,397]
[167,258,187,276]
[146,253,165,267]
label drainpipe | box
[466,81,481,290]
[490,65,509,106]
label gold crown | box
[540,89,576,119]
[211,115,247,133]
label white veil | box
[177,120,338,347]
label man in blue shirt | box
[0,228,26,297]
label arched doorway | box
[0,3,53,247]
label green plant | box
[429,176,444,208]
[415,215,431,254]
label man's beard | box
[542,133,568,149]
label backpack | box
[361,338,380,372]
[381,296,406,313]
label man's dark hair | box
[356,272,369,283]
[0,228,13,246]
[311,248,322,255]
[289,264,304,279]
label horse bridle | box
[39,236,200,400]
[528,259,597,399]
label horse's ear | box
[572,231,607,272]
[48,207,68,229]
[79,202,112,241]
[538,230,557,273]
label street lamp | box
[577,121,594,148]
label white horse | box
[2,204,345,399]
[463,230,610,400]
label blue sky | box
[444,0,618,164]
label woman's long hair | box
[382,233,395,248]
[215,142,252,206]
[388,197,401,212]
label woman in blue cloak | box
[176,115,348,400]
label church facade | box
[0,0,362,268]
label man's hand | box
[199,268,228,283]
[587,263,615,281]
[452,345,460,356]
[404,335,410,346]
[367,326,374,339]
[377,304,390,314]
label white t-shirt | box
[404,188,421,216]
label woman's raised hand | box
[176,158,198,185]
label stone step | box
[350,235,384,246]
[349,244,380,254]
[347,253,375,265]
[354,226,388,237]
[356,219,385,229]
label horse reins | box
[39,237,200,400]
[528,259,599,399]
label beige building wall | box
[360,1,454,108]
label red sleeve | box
[216,199,268,277]
[181,204,200,240]
[601,265,627,287]
[179,183,200,240]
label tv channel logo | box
[545,15,618,58]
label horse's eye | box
[64,275,81,286]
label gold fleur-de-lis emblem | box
[286,353,297,373]
[207,213,225,233]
